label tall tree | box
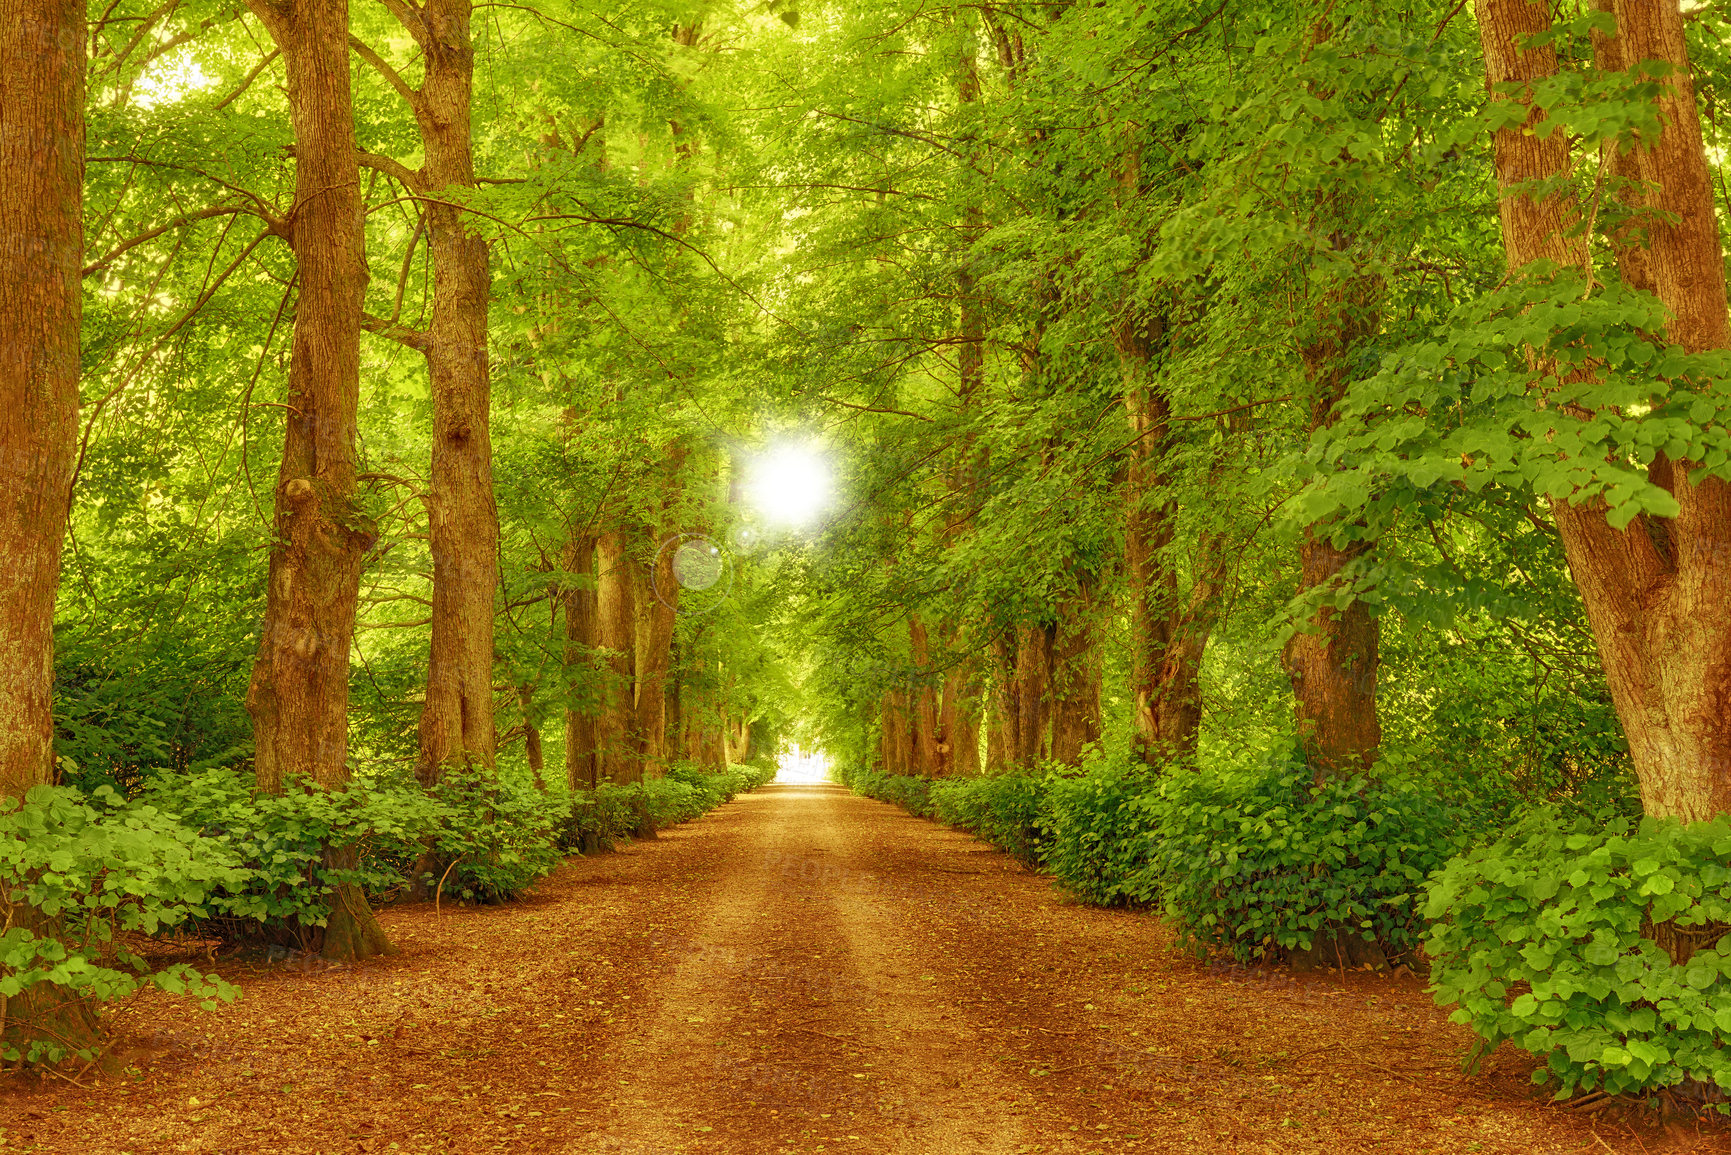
[352,0,500,786]
[1478,0,1731,822]
[0,0,101,1054]
[242,0,393,959]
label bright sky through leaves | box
[744,442,834,529]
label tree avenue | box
[3,0,1731,1131]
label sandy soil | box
[0,782,1723,1154]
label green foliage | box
[564,765,780,850]
[410,768,570,904]
[139,769,445,934]
[1039,754,1162,906]
[1142,760,1468,964]
[930,771,1050,866]
[1425,812,1731,1104]
[0,786,242,1063]
[838,766,936,818]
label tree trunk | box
[909,616,942,777]
[596,526,640,785]
[938,654,981,778]
[986,632,1017,771]
[410,0,498,787]
[1014,623,1052,769]
[1284,270,1382,780]
[243,0,392,961]
[635,447,686,777]
[0,0,101,1057]
[665,637,683,769]
[1118,309,1231,762]
[562,532,599,791]
[1479,0,1731,823]
[1049,584,1103,767]
[518,684,544,789]
[0,0,81,799]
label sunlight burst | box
[744,441,834,529]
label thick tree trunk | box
[518,684,544,789]
[882,688,914,774]
[562,532,599,791]
[1013,624,1052,769]
[0,0,101,1056]
[243,0,393,960]
[1118,313,1230,762]
[636,449,686,776]
[411,0,498,787]
[1284,271,1381,780]
[1049,584,1103,767]
[986,632,1017,771]
[0,0,81,798]
[938,654,981,778]
[1284,527,1380,778]
[596,526,640,785]
[1479,0,1731,823]
[909,616,942,777]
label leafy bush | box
[1425,810,1731,1103]
[841,766,937,817]
[931,772,1049,865]
[0,786,242,1063]
[139,768,443,936]
[411,768,567,904]
[1040,754,1161,905]
[564,765,777,851]
[1141,759,1464,963]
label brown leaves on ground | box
[0,783,1723,1154]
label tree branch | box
[349,33,422,111]
[212,46,279,111]
[84,205,252,276]
[362,312,431,350]
[358,151,426,193]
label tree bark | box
[1479,0,1731,822]
[635,446,687,776]
[1014,623,1052,768]
[243,0,393,961]
[0,0,81,799]
[406,0,499,787]
[0,0,102,1056]
[1284,269,1382,780]
[909,616,942,776]
[518,684,544,789]
[595,526,641,785]
[562,532,599,791]
[1118,310,1231,762]
[1049,583,1103,767]
[986,632,1017,771]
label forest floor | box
[1,782,1725,1155]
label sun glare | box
[775,744,831,784]
[744,441,833,529]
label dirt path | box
[2,783,1720,1154]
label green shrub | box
[1425,810,1731,1104]
[564,765,774,851]
[0,786,243,1063]
[1040,753,1161,905]
[141,769,431,930]
[412,767,567,903]
[1141,760,1463,963]
[841,766,937,816]
[139,768,444,934]
[932,772,1049,865]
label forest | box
[3,0,1731,1149]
